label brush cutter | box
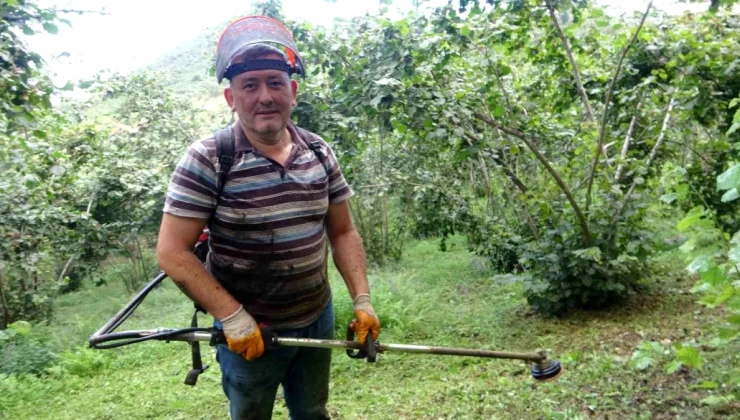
[89,272,563,385]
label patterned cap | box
[215,15,305,83]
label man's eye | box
[269,81,284,88]
[244,83,257,90]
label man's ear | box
[224,87,236,112]
[290,80,298,107]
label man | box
[156,16,380,420]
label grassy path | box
[1,237,738,419]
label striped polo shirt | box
[163,121,353,329]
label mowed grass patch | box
[1,236,738,419]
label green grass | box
[1,236,739,419]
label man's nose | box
[257,84,273,105]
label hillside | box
[144,26,223,104]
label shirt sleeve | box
[163,138,220,219]
[323,142,354,204]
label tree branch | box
[663,139,713,166]
[614,113,639,182]
[57,189,97,284]
[461,133,495,208]
[354,182,422,190]
[544,0,594,121]
[614,94,675,222]
[464,132,529,194]
[466,132,539,240]
[585,1,652,213]
[474,111,592,246]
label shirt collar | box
[233,120,307,153]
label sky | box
[27,0,709,87]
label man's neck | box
[239,122,294,166]
[241,123,293,156]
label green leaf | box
[573,247,602,262]
[676,347,703,369]
[460,25,471,37]
[729,122,740,135]
[660,193,677,204]
[50,165,66,176]
[717,164,740,191]
[493,105,505,118]
[8,320,32,336]
[677,206,704,231]
[633,358,652,370]
[719,286,736,303]
[498,65,512,76]
[721,188,739,203]
[728,107,740,135]
[0,329,17,341]
[665,360,682,374]
[729,244,740,264]
[718,326,740,340]
[43,22,59,34]
[699,266,727,286]
[700,395,735,406]
[697,381,719,390]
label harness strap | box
[213,126,236,199]
[184,306,208,386]
[185,127,235,386]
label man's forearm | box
[330,229,369,299]
[157,250,240,320]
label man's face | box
[224,54,298,138]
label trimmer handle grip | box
[345,323,376,362]
[210,326,277,352]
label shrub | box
[0,322,58,376]
[517,203,656,315]
[466,215,527,272]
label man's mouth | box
[257,110,279,116]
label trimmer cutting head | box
[531,358,563,381]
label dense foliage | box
[1,0,739,415]
[0,1,206,327]
[1,0,738,331]
[289,1,739,313]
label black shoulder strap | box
[185,128,234,387]
[213,126,236,196]
[297,126,330,176]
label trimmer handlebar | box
[89,271,562,382]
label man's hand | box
[351,294,380,344]
[221,305,264,360]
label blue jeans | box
[215,301,334,420]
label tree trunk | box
[0,270,12,329]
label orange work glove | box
[220,305,264,361]
[351,293,381,344]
